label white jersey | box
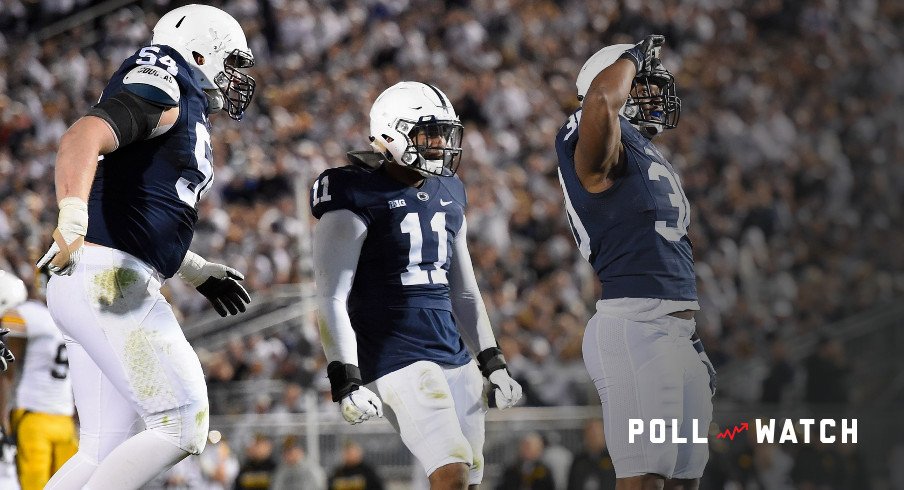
[14,301,74,415]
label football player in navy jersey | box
[555,36,717,490]
[34,5,255,489]
[311,81,522,490]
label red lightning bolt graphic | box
[716,422,749,440]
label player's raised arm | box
[448,218,522,409]
[574,35,664,192]
[313,209,383,425]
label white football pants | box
[583,310,712,479]
[45,246,208,489]
[368,360,487,485]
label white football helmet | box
[576,43,681,138]
[0,270,27,314]
[369,81,463,177]
[152,4,256,120]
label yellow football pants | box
[11,408,78,490]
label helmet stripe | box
[423,83,448,111]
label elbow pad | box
[87,64,180,148]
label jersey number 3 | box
[648,161,690,242]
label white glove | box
[37,197,88,276]
[488,369,522,409]
[339,387,383,425]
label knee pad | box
[145,400,210,454]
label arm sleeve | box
[313,209,368,365]
[449,218,498,354]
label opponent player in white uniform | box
[35,5,256,489]
[0,271,77,490]
[555,36,717,489]
[0,271,24,372]
[0,270,27,489]
[312,82,522,489]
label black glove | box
[618,34,665,75]
[0,329,15,372]
[196,273,251,317]
[177,252,252,317]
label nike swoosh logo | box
[440,199,453,206]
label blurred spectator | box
[835,443,870,490]
[541,432,573,490]
[0,0,899,418]
[567,419,615,490]
[271,382,306,416]
[328,440,384,490]
[805,337,850,405]
[791,441,841,489]
[155,455,204,489]
[0,5,900,485]
[496,432,555,490]
[752,444,794,490]
[888,443,904,490]
[199,438,241,490]
[235,434,277,490]
[272,436,326,490]
[760,335,795,404]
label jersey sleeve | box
[100,47,182,104]
[310,167,373,225]
[121,64,180,107]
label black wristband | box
[327,361,363,402]
[690,333,705,354]
[477,347,507,378]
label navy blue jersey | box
[556,110,697,301]
[85,45,211,278]
[311,165,472,382]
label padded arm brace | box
[449,218,498,356]
[313,209,367,365]
[87,91,166,148]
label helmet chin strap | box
[205,89,224,114]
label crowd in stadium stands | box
[1,0,901,487]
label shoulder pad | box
[311,167,365,220]
[346,151,383,170]
[442,175,468,208]
[122,65,180,107]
